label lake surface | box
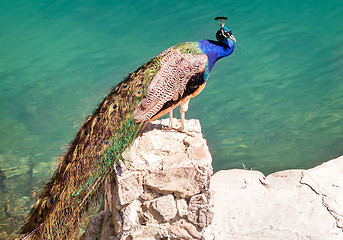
[0,0,343,237]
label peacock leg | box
[179,98,190,131]
[168,110,173,129]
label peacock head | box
[215,17,236,43]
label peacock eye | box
[135,90,142,97]
[113,104,117,109]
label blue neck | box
[198,39,235,73]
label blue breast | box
[197,39,235,75]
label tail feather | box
[19,55,165,239]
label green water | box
[1,0,343,237]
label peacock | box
[19,17,236,239]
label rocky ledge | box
[83,119,343,240]
[208,156,343,240]
[82,118,213,240]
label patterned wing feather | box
[133,49,208,122]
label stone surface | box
[115,172,143,206]
[176,198,188,217]
[188,193,213,228]
[144,166,208,198]
[301,156,343,230]
[84,118,213,240]
[83,118,343,240]
[122,199,141,231]
[147,194,177,222]
[166,219,202,239]
[208,155,343,240]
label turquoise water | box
[1,0,343,237]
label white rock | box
[148,194,177,222]
[301,156,343,229]
[83,119,213,239]
[176,198,188,217]
[115,171,143,206]
[122,199,141,231]
[144,166,208,198]
[166,219,202,239]
[208,156,343,240]
[188,193,213,228]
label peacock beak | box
[229,34,236,42]
[221,28,236,42]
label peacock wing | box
[133,49,208,123]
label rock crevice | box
[299,159,343,231]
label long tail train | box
[19,55,164,239]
